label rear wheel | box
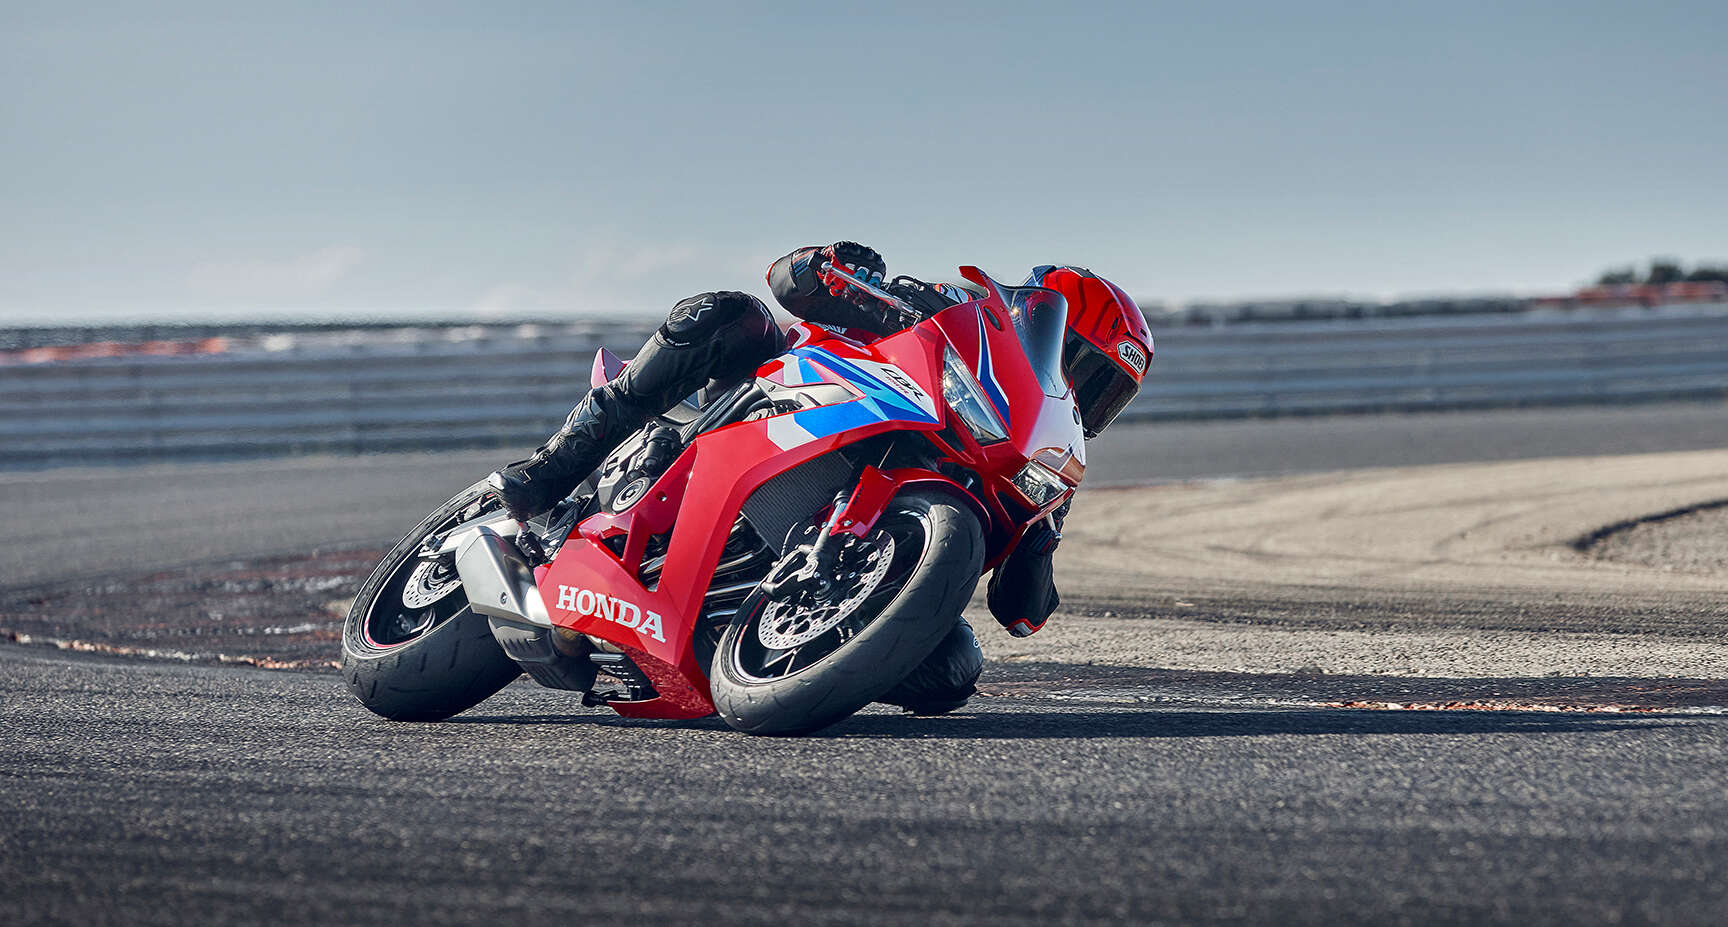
[341,481,522,721]
[709,489,984,735]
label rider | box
[488,242,1152,713]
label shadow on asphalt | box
[445,706,1683,739]
[821,708,1682,739]
[984,663,1728,711]
[447,713,733,731]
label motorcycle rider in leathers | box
[489,242,1152,714]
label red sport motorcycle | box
[341,265,1087,735]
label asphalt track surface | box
[5,647,1727,927]
[5,403,1728,925]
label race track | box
[5,647,1727,926]
[4,403,1728,924]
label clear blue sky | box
[3,1,1723,323]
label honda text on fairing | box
[341,265,1136,735]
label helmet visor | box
[1064,334,1140,436]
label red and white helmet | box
[1025,265,1153,436]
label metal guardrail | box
[3,308,1726,468]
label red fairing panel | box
[536,326,952,719]
[536,268,1087,719]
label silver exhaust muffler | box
[454,526,552,627]
[454,526,599,691]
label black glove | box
[818,241,886,307]
[884,276,960,321]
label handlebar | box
[819,261,919,318]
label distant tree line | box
[1596,259,1728,286]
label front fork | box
[758,465,986,599]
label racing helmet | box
[1025,265,1153,436]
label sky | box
[2,1,1724,323]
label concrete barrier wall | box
[3,307,1725,467]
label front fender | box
[831,466,992,540]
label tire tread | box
[710,489,984,735]
[340,480,521,722]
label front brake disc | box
[756,534,894,650]
[401,559,462,609]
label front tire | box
[710,489,984,735]
[341,480,522,721]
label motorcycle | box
[340,264,1088,735]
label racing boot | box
[987,499,1068,637]
[488,386,637,521]
[488,290,784,522]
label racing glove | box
[818,241,887,307]
[767,243,907,336]
[885,276,969,321]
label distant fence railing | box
[3,307,1725,468]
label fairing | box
[533,267,1086,719]
[942,266,1088,474]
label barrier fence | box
[3,306,1725,468]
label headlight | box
[941,346,1008,444]
[1011,461,1068,508]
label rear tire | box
[341,480,522,721]
[710,489,984,735]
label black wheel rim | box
[359,497,498,650]
[727,509,930,683]
[361,578,466,650]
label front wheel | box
[710,489,984,735]
[341,480,522,721]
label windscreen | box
[1000,285,1070,397]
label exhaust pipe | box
[455,526,552,628]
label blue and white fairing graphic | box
[761,346,940,451]
[973,311,1012,428]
